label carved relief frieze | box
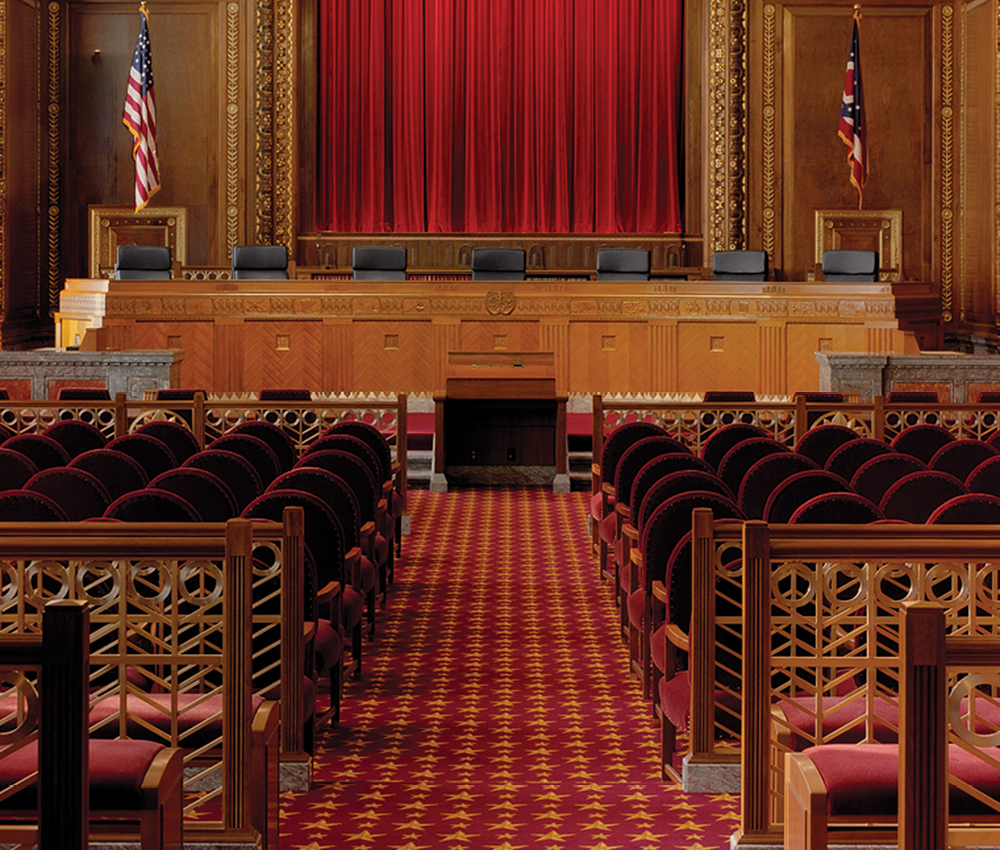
[1,0,9,315]
[225,2,240,255]
[272,0,294,249]
[47,1,60,315]
[756,299,788,317]
[162,298,185,314]
[319,298,352,314]
[570,300,600,316]
[762,4,777,259]
[212,298,244,315]
[648,300,681,316]
[269,297,294,313]
[254,0,273,244]
[486,290,516,316]
[106,298,136,317]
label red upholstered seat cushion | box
[391,490,403,520]
[599,512,616,545]
[315,619,343,675]
[777,696,901,750]
[375,532,389,567]
[89,692,265,749]
[359,556,377,594]
[590,491,614,520]
[342,586,364,630]
[658,670,741,738]
[806,743,1000,816]
[627,588,645,630]
[0,738,165,810]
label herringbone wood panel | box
[131,321,216,390]
[352,322,435,393]
[243,322,325,392]
[677,323,758,393]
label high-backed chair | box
[113,245,172,280]
[352,246,407,280]
[762,470,852,523]
[56,387,111,401]
[0,448,38,491]
[68,448,148,501]
[148,468,238,522]
[824,437,892,481]
[849,452,926,506]
[25,467,111,521]
[104,488,203,523]
[469,248,525,281]
[210,433,282,487]
[794,425,861,468]
[595,248,651,281]
[106,433,178,480]
[738,452,819,520]
[183,449,262,512]
[820,249,879,282]
[135,420,201,464]
[711,249,768,282]
[878,469,968,523]
[231,245,288,280]
[889,423,955,464]
[928,439,999,482]
[43,419,107,458]
[1,434,70,471]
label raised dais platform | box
[56,277,920,397]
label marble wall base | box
[0,349,182,399]
[682,755,741,793]
[817,352,1000,403]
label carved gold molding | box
[225,3,239,256]
[273,0,294,250]
[762,5,777,260]
[940,5,955,323]
[253,0,273,245]
[814,209,903,282]
[996,0,1000,331]
[0,0,7,316]
[708,0,748,253]
[46,2,60,316]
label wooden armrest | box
[360,520,375,538]
[652,580,668,603]
[345,547,361,589]
[602,481,614,496]
[623,523,638,542]
[382,480,393,497]
[591,462,600,477]
[616,501,629,518]
[665,623,689,653]
[317,579,341,607]
[391,461,401,475]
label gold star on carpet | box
[629,830,668,843]
[343,828,383,842]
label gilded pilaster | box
[47,2,59,315]
[0,0,7,315]
[225,2,239,255]
[762,5,777,260]
[272,0,294,249]
[996,0,1000,333]
[253,0,274,245]
[708,0,748,253]
[940,5,955,324]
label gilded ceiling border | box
[47,1,59,315]
[253,0,273,245]
[708,0,748,253]
[940,4,955,324]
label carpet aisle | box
[280,487,738,849]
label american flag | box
[122,4,160,211]
[837,10,867,209]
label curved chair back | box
[231,244,288,280]
[717,437,787,497]
[879,469,968,523]
[927,493,1000,524]
[294,449,379,525]
[259,389,311,401]
[637,470,733,535]
[890,424,956,464]
[352,246,407,280]
[850,452,927,506]
[183,449,262,512]
[628,454,715,527]
[106,433,178,480]
[0,489,69,521]
[57,387,111,400]
[149,467,238,522]
[614,435,691,510]
[821,249,879,282]
[700,422,769,471]
[788,492,884,524]
[323,421,393,484]
[25,467,111,521]
[104,488,202,522]
[763,470,852,523]
[928,439,999,482]
[1,434,70,471]
[966,454,1000,496]
[598,422,666,489]
[470,247,525,281]
[825,437,893,481]
[738,452,819,520]
[794,425,861,467]
[0,448,39,491]
[711,249,768,282]
[230,420,298,473]
[270,468,362,548]
[68,448,148,500]
[43,419,107,458]
[595,248,650,281]
[114,245,172,280]
[304,433,384,491]
[210,433,282,487]
[135,420,201,464]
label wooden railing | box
[0,392,409,511]
[0,519,280,848]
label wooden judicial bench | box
[55,277,926,398]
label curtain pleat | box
[317,0,683,234]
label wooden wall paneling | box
[240,320,324,393]
[567,321,651,394]
[959,0,997,334]
[539,320,571,394]
[785,322,867,391]
[433,320,461,394]
[66,2,228,274]
[212,318,244,391]
[676,322,759,393]
[458,321,541,353]
[649,321,680,392]
[4,0,45,345]
[320,318,350,393]
[350,320,431,395]
[765,5,936,283]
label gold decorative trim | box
[253,0,273,244]
[762,5,777,260]
[708,1,748,253]
[47,1,60,316]
[87,205,188,279]
[940,5,954,324]
[996,0,1000,331]
[0,0,8,316]
[225,2,239,256]
[813,209,903,282]
[273,0,295,250]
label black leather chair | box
[352,246,407,281]
[711,250,768,282]
[113,245,172,280]
[231,245,289,280]
[470,248,525,281]
[595,249,650,281]
[821,249,879,282]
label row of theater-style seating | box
[111,244,881,282]
[0,402,402,845]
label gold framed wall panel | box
[88,206,188,280]
[814,209,903,281]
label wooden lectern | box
[432,351,568,493]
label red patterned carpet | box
[280,487,738,849]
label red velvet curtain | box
[317,0,683,233]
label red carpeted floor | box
[280,487,738,849]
